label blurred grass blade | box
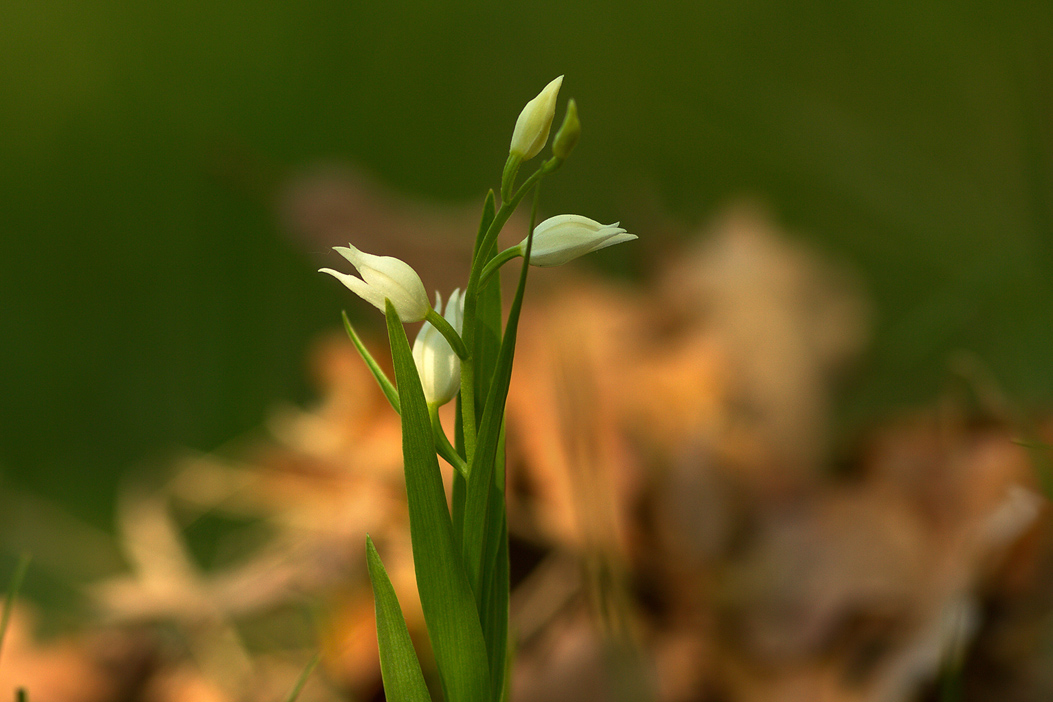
[385,301,491,702]
[366,537,431,702]
[0,553,30,671]
[283,652,321,702]
[343,310,400,414]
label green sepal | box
[342,310,400,414]
[365,537,431,702]
[384,300,491,702]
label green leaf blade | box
[385,301,491,702]
[343,311,400,414]
[479,513,510,698]
[462,249,530,594]
[366,537,431,702]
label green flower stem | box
[460,159,559,463]
[479,246,523,288]
[430,403,468,478]
[425,308,468,360]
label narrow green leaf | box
[461,190,497,463]
[461,198,535,596]
[343,310,400,414]
[452,395,467,546]
[471,190,497,261]
[499,632,516,702]
[479,514,510,698]
[385,301,491,702]
[473,246,503,421]
[0,553,30,671]
[16,689,26,702]
[366,537,431,702]
[283,653,321,702]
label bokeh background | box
[2,0,1052,684]
[4,0,1051,524]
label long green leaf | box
[452,395,467,546]
[460,190,497,463]
[479,513,510,697]
[343,311,400,414]
[473,228,503,417]
[461,179,538,594]
[385,301,491,702]
[366,537,431,702]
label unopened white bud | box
[412,289,464,406]
[509,76,563,161]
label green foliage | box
[385,300,491,702]
[366,537,431,702]
[340,83,630,701]
[343,310,401,414]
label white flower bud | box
[509,75,563,160]
[319,244,431,322]
[520,215,637,267]
[412,289,464,406]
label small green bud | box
[551,99,580,160]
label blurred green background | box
[1,0,1051,531]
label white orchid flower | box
[319,244,431,322]
[519,214,636,267]
[412,289,465,407]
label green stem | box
[430,404,468,478]
[424,308,467,360]
[479,246,523,287]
